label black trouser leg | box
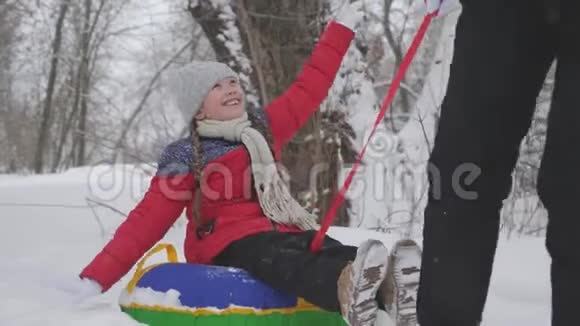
[417,1,555,325]
[213,231,357,312]
[537,2,580,325]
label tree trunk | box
[33,0,71,173]
[52,5,82,172]
[74,0,92,166]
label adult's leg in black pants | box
[417,1,555,325]
[537,2,580,325]
[213,231,357,312]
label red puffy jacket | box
[80,21,354,291]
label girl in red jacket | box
[72,4,394,325]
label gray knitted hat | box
[166,61,238,122]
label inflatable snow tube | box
[120,244,346,326]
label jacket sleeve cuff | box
[79,249,130,292]
[324,21,356,54]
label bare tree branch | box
[110,39,194,163]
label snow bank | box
[119,287,184,308]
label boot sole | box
[389,239,422,326]
[347,240,389,326]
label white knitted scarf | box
[196,112,319,231]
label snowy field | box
[0,166,551,326]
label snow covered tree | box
[501,64,554,237]
[326,0,457,235]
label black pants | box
[418,1,579,325]
[214,231,358,312]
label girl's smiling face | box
[195,77,245,121]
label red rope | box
[310,12,437,252]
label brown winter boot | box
[337,239,389,326]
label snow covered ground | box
[0,166,551,325]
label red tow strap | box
[310,12,438,252]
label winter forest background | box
[0,0,551,239]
